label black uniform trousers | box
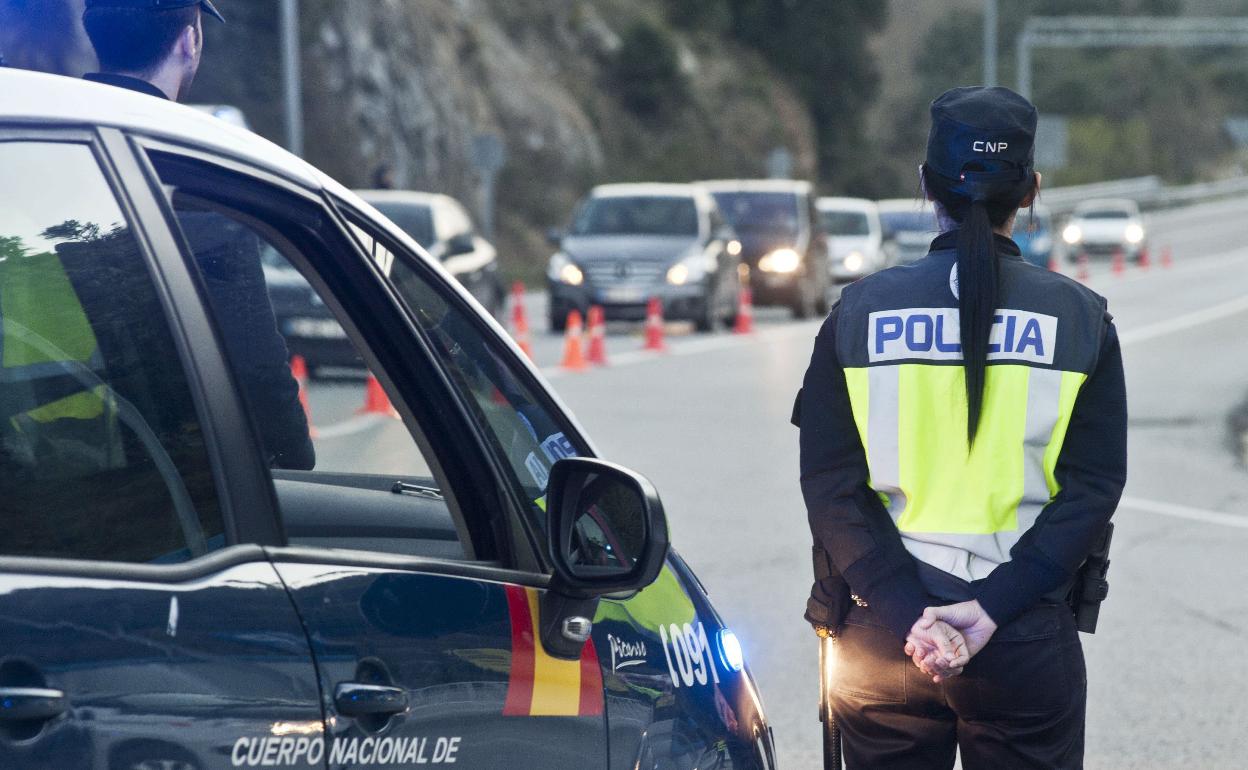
[830,602,1086,769]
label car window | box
[819,209,871,236]
[345,213,588,535]
[571,196,699,237]
[151,155,473,561]
[710,191,799,235]
[370,200,435,249]
[0,141,224,563]
[1077,209,1130,219]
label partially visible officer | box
[81,0,316,470]
[797,86,1127,768]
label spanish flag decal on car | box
[503,585,604,717]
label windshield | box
[880,210,937,238]
[711,191,800,235]
[570,196,699,237]
[372,201,435,248]
[819,210,871,236]
[1078,209,1131,220]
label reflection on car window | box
[0,142,223,563]
[346,214,585,530]
[571,196,699,237]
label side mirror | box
[546,458,669,597]
[546,228,565,247]
[446,233,475,258]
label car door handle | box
[333,683,408,717]
[0,688,68,721]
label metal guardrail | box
[1041,176,1161,214]
[1043,175,1248,216]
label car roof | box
[2,69,324,185]
[1073,198,1139,214]
[816,196,877,212]
[697,179,813,195]
[590,182,702,199]
[355,189,456,208]
[1,68,412,251]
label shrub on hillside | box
[612,20,687,116]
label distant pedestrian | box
[373,163,398,190]
[796,86,1126,768]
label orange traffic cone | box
[560,310,589,371]
[1138,246,1151,271]
[586,305,609,366]
[510,281,533,360]
[1076,251,1090,282]
[290,355,318,438]
[1111,247,1126,277]
[733,286,755,335]
[644,297,667,352]
[1161,245,1174,269]
[358,373,399,418]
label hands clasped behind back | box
[904,600,999,683]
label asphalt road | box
[305,196,1248,769]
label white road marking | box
[1118,294,1248,346]
[1120,496,1248,530]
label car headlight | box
[1062,224,1082,245]
[726,239,743,257]
[667,263,691,285]
[843,251,865,272]
[548,252,584,286]
[717,629,744,673]
[758,248,801,274]
[667,251,714,285]
[1124,223,1144,244]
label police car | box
[0,68,775,770]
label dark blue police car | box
[0,69,775,770]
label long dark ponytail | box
[923,164,1035,445]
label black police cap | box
[84,0,225,23]
[926,86,1037,199]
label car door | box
[343,204,772,770]
[0,130,322,770]
[141,147,611,770]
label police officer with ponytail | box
[797,86,1127,768]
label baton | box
[816,626,841,769]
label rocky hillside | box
[1,0,817,279]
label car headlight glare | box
[549,252,584,286]
[667,263,690,285]
[759,248,801,273]
[717,629,744,672]
[1062,224,1082,245]
[843,251,865,272]
[726,239,743,257]
[1124,224,1144,244]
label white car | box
[1061,198,1147,261]
[356,189,505,317]
[877,198,940,266]
[816,196,885,283]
